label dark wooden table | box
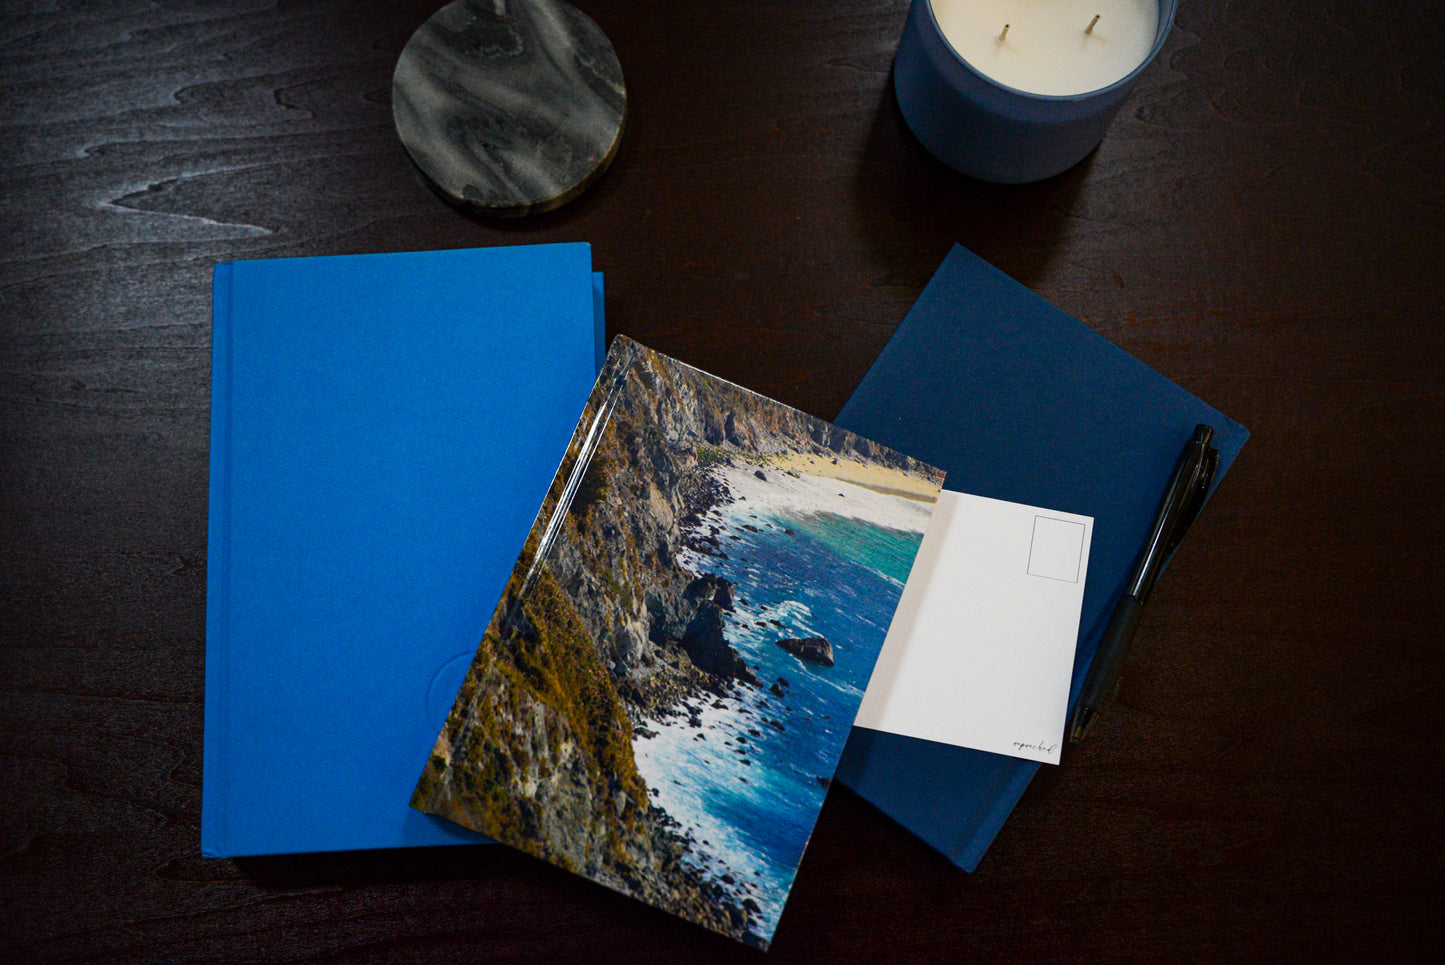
[4,1,1441,960]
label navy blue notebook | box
[203,243,604,857]
[833,245,1249,871]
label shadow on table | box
[235,840,513,890]
[852,70,1092,292]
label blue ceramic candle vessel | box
[893,0,1179,183]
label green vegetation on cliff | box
[415,552,649,868]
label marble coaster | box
[393,0,626,217]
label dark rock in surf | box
[684,573,735,611]
[681,602,760,686]
[775,636,834,667]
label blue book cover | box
[833,244,1249,871]
[411,336,945,948]
[203,243,604,858]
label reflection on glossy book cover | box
[411,336,944,947]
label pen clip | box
[1130,424,1218,602]
[1161,430,1218,562]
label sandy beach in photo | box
[713,453,941,539]
[763,450,943,499]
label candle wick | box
[1086,14,1101,35]
[997,23,1009,44]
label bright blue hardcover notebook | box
[833,245,1249,871]
[203,243,605,857]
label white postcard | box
[854,490,1092,765]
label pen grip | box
[1078,595,1145,711]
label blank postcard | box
[854,490,1092,765]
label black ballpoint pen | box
[1068,424,1220,744]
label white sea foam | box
[630,685,792,936]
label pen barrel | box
[1078,595,1145,712]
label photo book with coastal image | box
[410,335,945,947]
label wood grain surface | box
[3,1,1441,961]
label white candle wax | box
[931,0,1159,97]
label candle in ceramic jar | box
[891,0,1177,182]
[932,0,1158,97]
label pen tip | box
[1069,706,1096,744]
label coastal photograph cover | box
[411,336,944,946]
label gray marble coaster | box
[393,0,626,217]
